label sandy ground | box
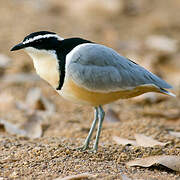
[0,0,180,179]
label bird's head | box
[11,31,64,57]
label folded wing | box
[66,43,172,93]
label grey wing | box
[66,43,172,92]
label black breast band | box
[56,53,65,90]
[55,38,93,91]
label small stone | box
[9,171,18,178]
[65,149,70,155]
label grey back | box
[66,43,172,92]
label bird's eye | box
[34,39,42,43]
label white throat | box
[25,47,60,89]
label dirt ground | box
[0,0,180,179]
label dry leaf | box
[120,174,132,180]
[0,92,14,111]
[54,173,95,180]
[26,87,42,109]
[2,73,40,83]
[169,131,180,138]
[15,101,30,113]
[0,119,26,136]
[0,54,12,76]
[127,155,180,172]
[13,88,54,138]
[145,35,178,53]
[69,0,123,18]
[135,133,167,147]
[26,88,55,114]
[142,109,180,120]
[104,108,120,123]
[19,112,43,138]
[133,93,168,104]
[113,136,137,146]
[0,113,43,139]
[16,87,55,116]
[113,134,166,147]
[123,0,152,16]
[0,54,11,68]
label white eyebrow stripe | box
[23,34,64,44]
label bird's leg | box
[92,105,105,152]
[77,107,98,151]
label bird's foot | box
[88,144,98,153]
[75,143,98,153]
[88,148,97,153]
[76,144,89,151]
[75,146,98,153]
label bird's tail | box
[159,88,176,97]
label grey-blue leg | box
[92,105,105,152]
[79,107,98,150]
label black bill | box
[10,42,26,51]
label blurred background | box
[0,0,180,179]
[1,0,180,84]
[0,0,180,137]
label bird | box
[11,31,175,152]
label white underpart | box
[25,47,59,88]
[23,34,64,44]
[25,47,57,58]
